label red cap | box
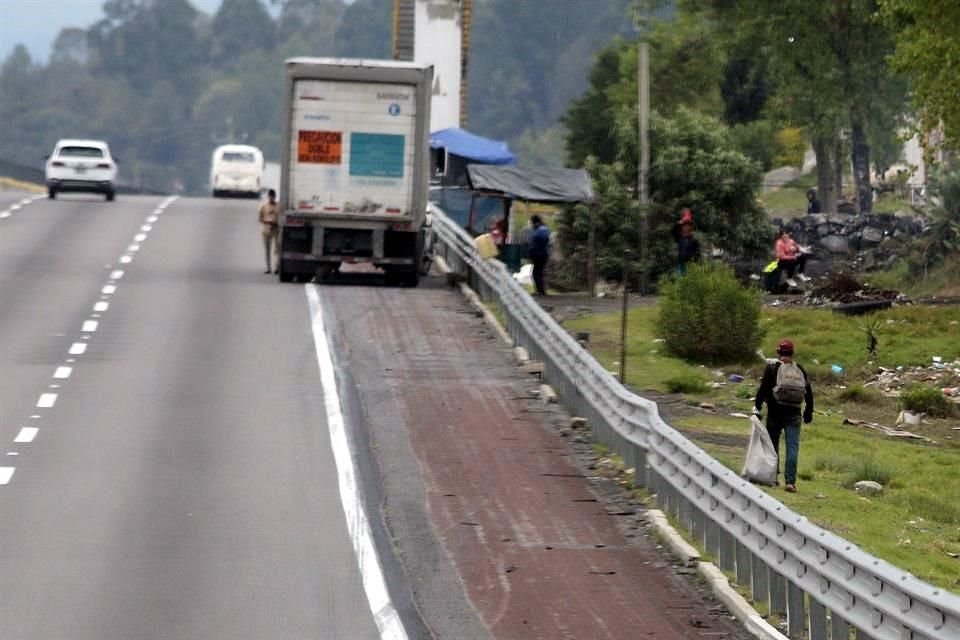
[777,340,795,354]
[680,208,693,224]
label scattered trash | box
[728,374,744,383]
[843,418,937,443]
[896,411,923,427]
[831,364,845,375]
[698,402,717,412]
[729,412,750,419]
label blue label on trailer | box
[349,133,405,178]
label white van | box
[210,144,264,198]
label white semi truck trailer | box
[278,57,433,286]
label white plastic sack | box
[741,415,778,485]
[513,263,534,285]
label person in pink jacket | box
[775,229,809,287]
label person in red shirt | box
[774,229,809,287]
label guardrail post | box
[718,528,736,572]
[705,519,720,560]
[830,612,849,639]
[770,571,788,618]
[735,541,750,588]
[692,508,707,549]
[807,598,827,640]
[787,581,805,637]
[678,494,693,531]
[751,553,769,605]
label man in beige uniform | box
[259,189,279,274]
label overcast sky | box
[0,0,280,63]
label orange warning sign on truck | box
[297,130,342,164]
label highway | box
[0,191,748,640]
[0,194,399,639]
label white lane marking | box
[134,233,147,242]
[36,394,57,408]
[14,428,38,443]
[110,270,124,280]
[94,300,110,311]
[82,320,99,333]
[101,284,117,295]
[54,366,72,379]
[6,452,18,456]
[127,244,140,253]
[20,197,33,204]
[49,384,60,389]
[30,414,41,419]
[141,224,152,232]
[0,468,14,485]
[69,343,87,355]
[10,204,21,211]
[305,285,408,640]
[119,255,132,264]
[0,212,10,219]
[147,216,158,223]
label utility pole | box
[635,2,650,295]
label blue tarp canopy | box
[429,127,516,165]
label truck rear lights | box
[284,217,305,226]
[96,163,112,169]
[51,161,65,167]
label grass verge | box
[564,303,960,590]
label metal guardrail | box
[430,204,960,640]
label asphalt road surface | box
[0,191,750,640]
[0,193,402,640]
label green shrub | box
[813,454,856,474]
[664,372,709,394]
[837,384,884,404]
[733,385,755,399]
[841,455,896,489]
[656,263,764,364]
[774,127,806,168]
[900,384,957,418]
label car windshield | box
[222,152,256,163]
[58,146,105,158]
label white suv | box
[45,139,118,201]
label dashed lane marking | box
[36,394,57,408]
[14,428,38,443]
[2,195,179,487]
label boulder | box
[822,235,850,254]
[861,226,884,244]
[854,480,884,495]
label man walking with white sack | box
[753,339,814,493]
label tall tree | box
[210,0,276,65]
[880,0,960,146]
[89,0,203,94]
[563,9,726,168]
[691,0,908,213]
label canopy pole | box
[587,202,597,297]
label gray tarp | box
[467,165,595,204]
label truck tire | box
[278,261,294,283]
[48,188,56,199]
[402,270,420,287]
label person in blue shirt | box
[528,215,551,296]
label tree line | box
[0,0,636,193]
[555,0,960,286]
